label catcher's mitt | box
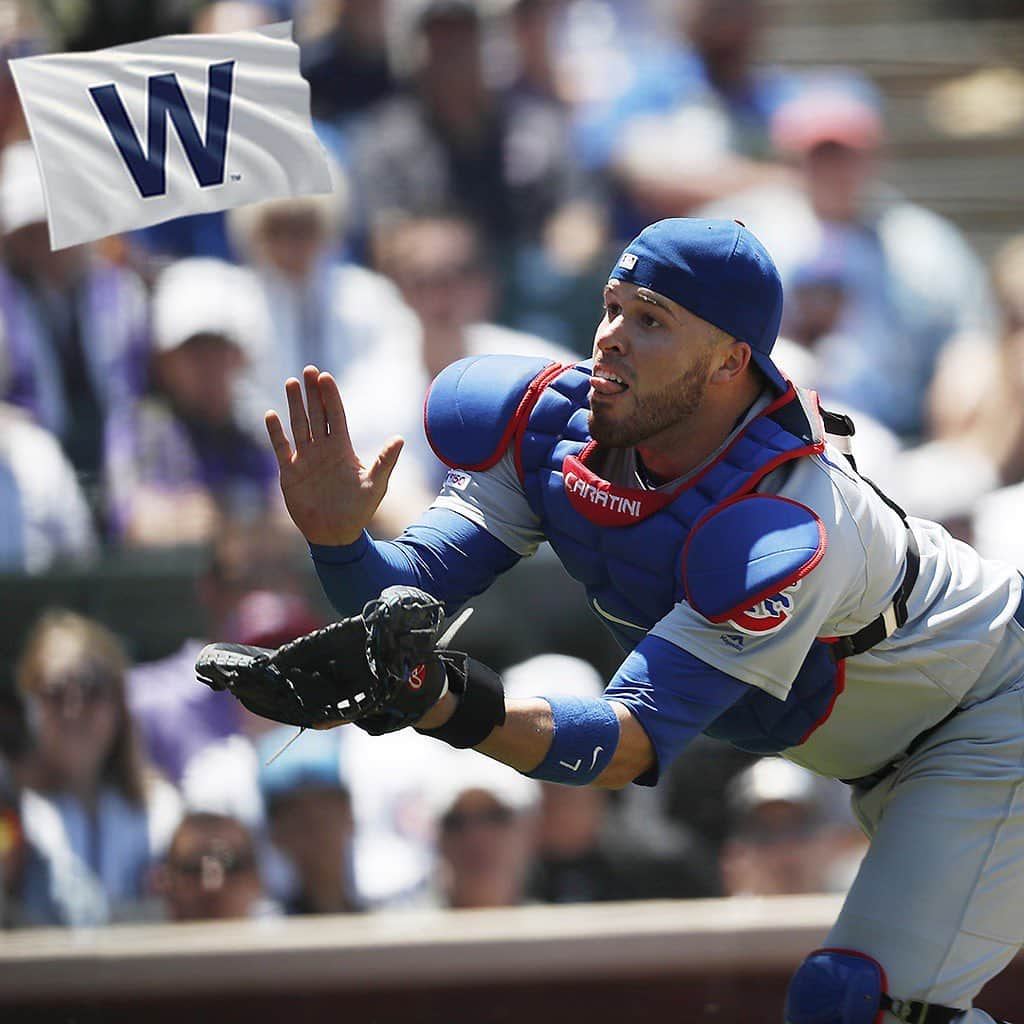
[195,585,450,733]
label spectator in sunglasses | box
[14,610,181,926]
[427,752,540,909]
[157,811,267,922]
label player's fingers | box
[285,377,311,451]
[368,435,404,495]
[304,364,328,442]
[317,371,356,457]
[265,410,294,470]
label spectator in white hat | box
[227,165,426,538]
[427,750,540,909]
[104,258,280,546]
[720,757,867,896]
[227,164,419,443]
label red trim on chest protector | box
[511,362,585,481]
[679,383,826,497]
[425,360,568,473]
[561,452,677,525]
[682,494,828,624]
[798,644,847,745]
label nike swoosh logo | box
[591,598,646,633]
[557,748,606,775]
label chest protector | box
[426,355,845,754]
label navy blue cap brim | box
[749,348,789,393]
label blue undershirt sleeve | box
[604,634,750,786]
[309,506,521,617]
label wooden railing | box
[2,896,1022,1023]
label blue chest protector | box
[425,355,842,754]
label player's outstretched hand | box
[265,365,403,546]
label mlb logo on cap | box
[617,252,638,270]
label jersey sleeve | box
[431,449,546,558]
[311,506,521,617]
[603,634,749,785]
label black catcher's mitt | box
[195,586,450,733]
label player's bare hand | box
[265,365,403,546]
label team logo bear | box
[728,580,802,635]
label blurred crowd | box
[0,607,867,925]
[0,0,1020,926]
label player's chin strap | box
[822,409,920,662]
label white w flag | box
[10,21,332,250]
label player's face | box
[588,280,718,449]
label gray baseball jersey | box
[433,411,1024,782]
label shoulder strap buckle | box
[882,994,961,1024]
[834,528,920,661]
[821,408,856,438]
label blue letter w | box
[89,60,235,199]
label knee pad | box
[785,949,885,1024]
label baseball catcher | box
[194,217,1024,1024]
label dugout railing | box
[2,895,1023,1023]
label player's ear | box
[709,337,752,385]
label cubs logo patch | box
[728,581,801,635]
[444,469,471,491]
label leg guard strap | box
[879,996,960,1024]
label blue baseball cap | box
[609,218,787,392]
[257,727,348,807]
